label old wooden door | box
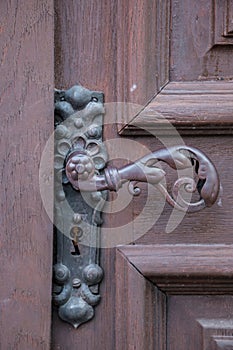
[1,1,233,349]
[53,1,233,349]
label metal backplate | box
[53,85,107,328]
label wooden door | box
[1,1,233,350]
[53,1,233,349]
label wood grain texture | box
[167,295,233,350]
[115,0,169,104]
[55,0,169,106]
[118,244,233,294]
[115,248,166,350]
[133,135,233,245]
[55,0,117,102]
[213,0,233,42]
[116,0,170,132]
[170,0,233,81]
[224,0,233,36]
[0,1,54,349]
[117,246,233,349]
[119,1,233,135]
[53,2,118,349]
[120,82,233,135]
[53,1,233,349]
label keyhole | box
[71,240,80,256]
[70,227,82,256]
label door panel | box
[53,1,233,349]
[118,0,233,135]
[0,1,54,349]
[170,0,233,81]
[168,296,233,350]
[4,0,228,349]
[116,245,233,350]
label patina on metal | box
[53,85,107,328]
[53,84,220,329]
[66,145,219,212]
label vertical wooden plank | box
[54,0,117,102]
[116,0,169,105]
[53,2,118,349]
[0,1,54,349]
[115,0,170,132]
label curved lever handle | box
[65,145,219,213]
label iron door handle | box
[65,145,219,211]
[53,85,220,328]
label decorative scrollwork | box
[66,145,220,212]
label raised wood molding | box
[119,82,233,135]
[116,244,233,349]
[117,0,233,135]
[198,319,233,350]
[214,337,233,349]
[115,244,233,350]
[216,0,233,41]
[211,0,233,46]
[224,0,233,37]
[115,247,166,350]
[117,244,233,294]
